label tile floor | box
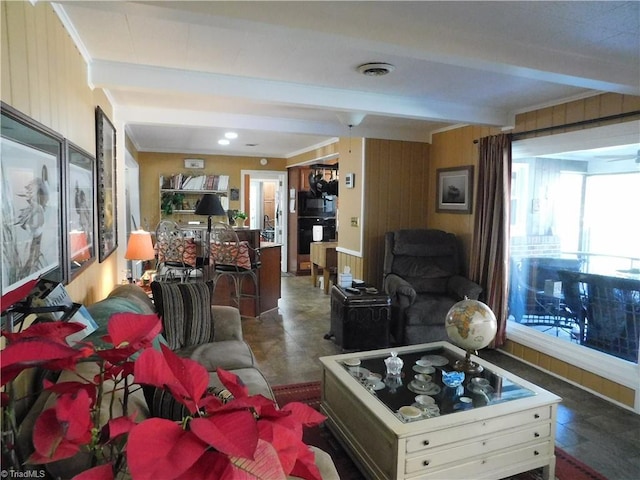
[242,275,640,480]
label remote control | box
[345,287,361,294]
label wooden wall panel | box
[1,2,113,305]
[361,139,430,289]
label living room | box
[2,1,639,479]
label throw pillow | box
[150,281,214,350]
[143,385,235,421]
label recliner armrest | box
[211,305,243,342]
[384,274,417,306]
[447,275,483,300]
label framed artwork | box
[436,165,474,214]
[96,106,117,262]
[66,140,96,280]
[1,102,64,296]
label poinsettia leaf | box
[190,410,258,459]
[127,418,208,480]
[102,313,162,350]
[31,408,80,463]
[257,421,300,474]
[179,450,271,480]
[54,389,92,443]
[230,438,287,480]
[71,463,114,480]
[45,381,97,408]
[216,368,249,399]
[160,344,209,412]
[280,402,326,427]
[3,321,86,344]
[106,414,137,440]
[289,443,323,480]
[133,348,171,387]
[0,338,92,386]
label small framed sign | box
[184,158,204,169]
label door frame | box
[241,169,288,272]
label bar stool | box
[209,222,260,316]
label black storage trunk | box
[329,285,391,351]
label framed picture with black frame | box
[0,102,64,296]
[65,140,96,280]
[436,165,474,214]
[95,106,117,262]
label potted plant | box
[1,310,326,479]
[234,211,248,227]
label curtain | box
[469,134,511,347]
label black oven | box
[298,217,336,255]
[298,191,336,218]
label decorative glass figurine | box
[384,351,403,376]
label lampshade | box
[125,230,155,261]
[194,193,226,216]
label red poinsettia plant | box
[1,312,326,480]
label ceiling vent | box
[357,62,395,76]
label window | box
[507,122,640,369]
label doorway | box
[241,170,288,272]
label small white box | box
[339,273,353,288]
[544,280,562,297]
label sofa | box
[13,283,338,479]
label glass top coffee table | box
[319,342,561,480]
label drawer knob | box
[534,450,540,456]
[534,432,540,438]
[423,460,430,466]
[423,440,430,446]
[534,413,540,419]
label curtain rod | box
[472,110,640,144]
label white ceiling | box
[53,1,640,158]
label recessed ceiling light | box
[218,139,230,145]
[224,132,238,139]
[357,62,395,76]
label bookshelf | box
[160,173,229,218]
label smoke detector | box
[357,62,395,76]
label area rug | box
[273,382,608,480]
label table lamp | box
[124,229,156,283]
[195,193,226,275]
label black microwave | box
[298,191,336,217]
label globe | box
[445,299,497,352]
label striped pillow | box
[150,281,214,350]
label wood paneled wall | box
[1,1,115,305]
[361,138,431,289]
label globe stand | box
[453,349,484,374]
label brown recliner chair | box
[383,229,483,345]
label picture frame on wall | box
[66,140,96,280]
[96,106,117,262]
[436,165,474,214]
[0,102,64,295]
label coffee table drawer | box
[407,440,553,479]
[405,405,552,454]
[405,423,552,474]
